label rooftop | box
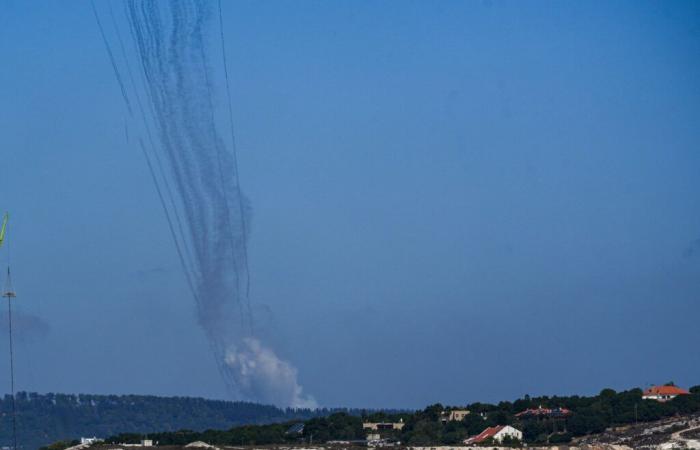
[643,386,690,396]
[469,426,505,444]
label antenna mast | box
[1,213,18,450]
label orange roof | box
[643,385,689,396]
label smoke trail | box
[90,0,132,116]
[96,0,317,407]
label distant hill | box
[0,392,340,450]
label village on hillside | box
[40,384,700,450]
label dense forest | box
[0,392,351,450]
[99,384,700,448]
[399,384,700,445]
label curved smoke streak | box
[94,0,315,407]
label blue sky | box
[0,0,699,408]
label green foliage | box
[522,420,549,442]
[303,412,363,442]
[548,432,573,444]
[25,383,700,450]
[0,392,354,450]
[501,435,522,447]
[442,430,468,445]
[38,440,79,450]
[398,386,700,445]
[491,410,512,426]
[463,412,489,435]
[142,422,295,446]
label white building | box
[642,385,690,402]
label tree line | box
[95,384,700,448]
[400,385,700,445]
[0,392,352,450]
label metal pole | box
[7,292,17,450]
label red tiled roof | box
[643,385,689,396]
[469,426,505,444]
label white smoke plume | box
[91,0,314,407]
[225,338,317,408]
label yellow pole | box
[0,212,7,248]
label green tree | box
[548,432,572,444]
[462,413,488,435]
[501,435,522,447]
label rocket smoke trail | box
[93,0,315,408]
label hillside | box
[99,384,700,448]
[0,392,336,450]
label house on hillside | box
[441,409,470,423]
[363,420,404,444]
[642,385,690,402]
[362,420,405,431]
[515,406,571,418]
[465,425,523,445]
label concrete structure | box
[80,438,103,445]
[363,421,405,431]
[184,442,219,450]
[643,385,690,402]
[120,440,154,448]
[515,406,571,418]
[465,425,522,444]
[442,410,470,422]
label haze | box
[0,0,698,409]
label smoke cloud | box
[0,311,50,343]
[92,0,313,406]
[226,338,317,408]
[683,238,700,259]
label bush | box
[38,441,80,450]
[501,435,522,447]
[549,432,573,444]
